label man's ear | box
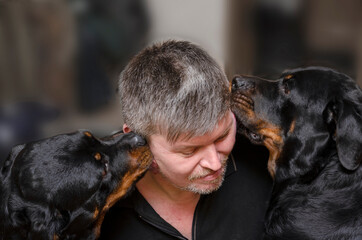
[123,123,131,133]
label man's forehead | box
[170,113,233,148]
[149,111,233,146]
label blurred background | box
[0,0,361,160]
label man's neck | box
[136,171,200,239]
[136,171,200,206]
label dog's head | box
[231,67,362,180]
[0,130,152,239]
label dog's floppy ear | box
[9,204,69,240]
[1,144,25,177]
[335,100,362,170]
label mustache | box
[189,156,229,181]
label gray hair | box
[119,40,230,142]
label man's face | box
[148,111,237,194]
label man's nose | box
[199,144,222,171]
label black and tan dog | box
[231,67,362,239]
[0,130,152,240]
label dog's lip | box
[101,159,109,177]
[232,93,254,110]
[235,117,264,144]
[129,146,153,169]
[104,162,109,172]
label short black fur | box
[231,67,362,239]
[0,130,151,240]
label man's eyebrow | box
[172,120,233,152]
[216,121,233,141]
[172,145,199,152]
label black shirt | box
[99,135,273,240]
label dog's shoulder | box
[266,155,362,239]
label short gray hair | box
[120,40,230,142]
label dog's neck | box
[274,134,337,183]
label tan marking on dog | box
[233,92,284,177]
[233,90,284,178]
[233,95,253,109]
[93,146,153,238]
[263,137,281,178]
[93,207,99,219]
[84,131,92,138]
[94,152,102,161]
[288,120,296,134]
[284,74,294,80]
[53,234,59,240]
[246,110,256,119]
[255,121,283,178]
[104,147,152,209]
[232,101,255,121]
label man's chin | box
[186,163,228,194]
[184,177,224,195]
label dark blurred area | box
[75,0,149,111]
[0,101,59,160]
[226,0,362,82]
[0,0,149,159]
[0,0,361,161]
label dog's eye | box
[249,132,262,142]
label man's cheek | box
[219,138,235,154]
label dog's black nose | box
[129,133,146,147]
[102,131,146,147]
[123,132,147,148]
[232,76,255,92]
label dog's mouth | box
[232,93,263,144]
[236,120,264,145]
[232,92,254,111]
[233,110,284,179]
[231,77,286,179]
[93,146,152,237]
[129,146,153,170]
[104,146,152,208]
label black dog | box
[231,67,362,239]
[0,130,152,239]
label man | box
[100,40,272,239]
